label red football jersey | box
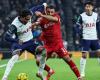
[39,13,63,47]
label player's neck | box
[18,17,27,25]
[86,11,93,16]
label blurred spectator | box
[0,0,99,51]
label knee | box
[82,52,88,58]
[12,49,22,56]
[36,46,45,53]
[97,50,100,56]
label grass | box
[0,58,100,80]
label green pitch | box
[0,58,100,80]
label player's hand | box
[35,11,43,17]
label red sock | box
[44,64,51,72]
[67,60,80,78]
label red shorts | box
[45,45,69,58]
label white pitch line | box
[0,59,25,68]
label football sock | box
[2,54,19,79]
[67,60,81,78]
[80,57,86,77]
[38,54,46,75]
[44,64,51,72]
[98,57,100,64]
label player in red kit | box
[33,5,82,80]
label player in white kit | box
[2,4,47,80]
[76,1,100,78]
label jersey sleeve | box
[96,14,100,39]
[4,25,18,43]
[7,25,17,34]
[76,15,83,25]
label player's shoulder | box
[92,12,98,16]
[11,17,22,27]
[54,13,60,17]
[80,12,86,16]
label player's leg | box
[2,42,25,80]
[97,51,100,64]
[57,47,82,80]
[2,49,21,80]
[80,52,87,77]
[91,40,100,64]
[35,46,47,80]
[80,39,90,77]
[36,48,54,80]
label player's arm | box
[96,15,100,39]
[41,15,58,22]
[35,11,58,22]
[75,15,83,32]
[76,15,83,26]
[30,3,47,14]
[96,15,100,26]
[31,17,42,28]
[4,25,18,43]
[75,15,83,40]
[32,21,40,27]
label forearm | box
[41,15,58,22]
[4,32,18,43]
[4,25,18,43]
[31,22,40,29]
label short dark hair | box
[19,9,32,17]
[47,5,55,9]
[84,1,94,6]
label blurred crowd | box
[0,0,100,50]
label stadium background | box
[0,0,100,59]
[0,0,100,80]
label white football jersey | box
[11,17,33,42]
[81,12,98,40]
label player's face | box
[85,4,93,13]
[22,15,32,24]
[46,8,55,16]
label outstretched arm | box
[30,3,47,14]
[35,11,58,22]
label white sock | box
[2,54,19,79]
[98,57,100,64]
[80,57,86,77]
[38,55,46,76]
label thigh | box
[91,40,100,50]
[26,39,44,54]
[56,47,69,58]
[81,39,91,52]
[11,43,24,55]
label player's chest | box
[42,21,55,29]
[82,15,97,23]
[17,22,32,33]
[82,16,97,28]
